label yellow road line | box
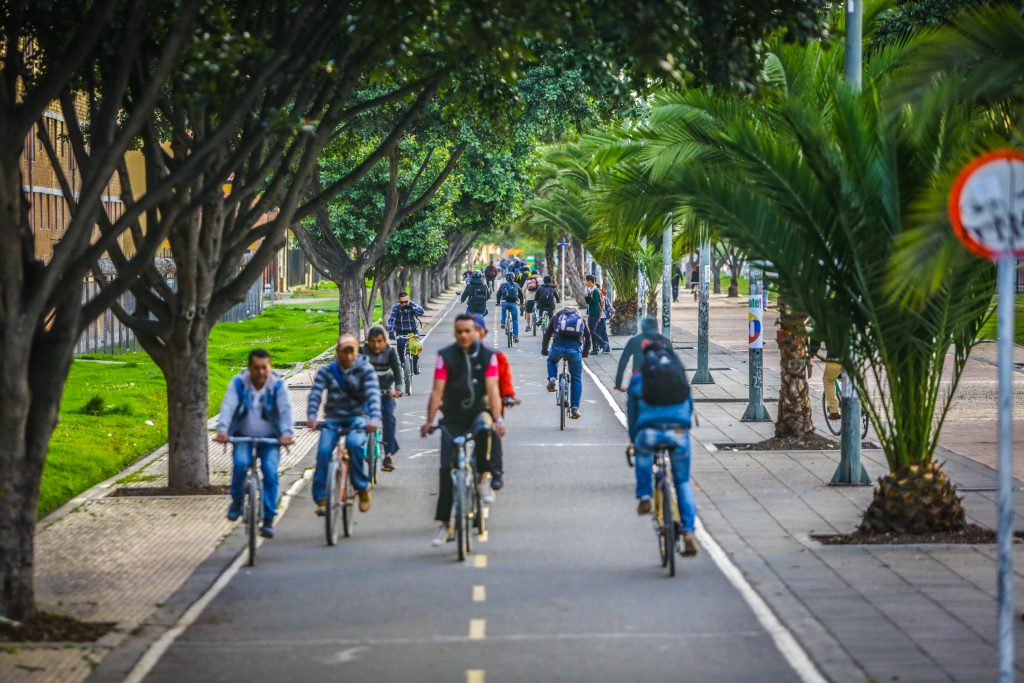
[473,585,486,602]
[469,619,486,640]
[467,670,485,683]
[473,554,488,568]
[479,530,489,542]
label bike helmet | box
[506,273,515,281]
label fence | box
[75,276,264,356]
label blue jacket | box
[217,370,293,438]
[307,356,382,423]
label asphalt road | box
[143,301,802,683]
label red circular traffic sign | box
[948,149,1024,260]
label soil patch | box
[0,612,115,643]
[715,433,882,451]
[813,524,996,545]
[111,485,230,498]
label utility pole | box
[558,237,569,302]
[692,235,714,384]
[661,219,672,340]
[637,236,647,334]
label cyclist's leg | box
[470,412,495,474]
[500,301,509,327]
[823,361,842,415]
[435,421,464,523]
[259,444,281,522]
[397,335,408,367]
[567,347,583,409]
[381,394,399,455]
[230,441,253,512]
[510,303,519,337]
[626,374,642,440]
[343,417,370,492]
[634,450,654,500]
[546,345,561,384]
[670,448,696,533]
[313,424,341,503]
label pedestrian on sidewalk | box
[362,326,403,473]
[584,274,609,355]
[216,349,294,539]
[597,287,613,353]
[626,339,699,556]
[671,264,684,302]
[307,334,382,515]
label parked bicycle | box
[556,355,570,431]
[315,421,356,546]
[627,439,682,577]
[429,424,489,562]
[226,436,282,567]
[822,378,869,439]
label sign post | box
[692,238,714,384]
[558,237,569,303]
[741,263,770,422]
[948,149,1024,683]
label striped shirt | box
[387,302,425,335]
[307,356,382,423]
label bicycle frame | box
[431,423,490,561]
[227,436,279,567]
[652,446,681,577]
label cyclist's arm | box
[363,368,382,427]
[517,286,524,304]
[410,301,425,316]
[386,304,398,333]
[307,366,329,424]
[423,378,445,435]
[614,338,633,388]
[554,288,561,303]
[216,380,239,436]
[276,381,294,437]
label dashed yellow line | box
[473,554,488,568]
[467,670,485,683]
[473,585,486,602]
[468,618,486,640]
[479,530,489,542]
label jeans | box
[500,302,519,337]
[546,340,583,409]
[312,416,369,502]
[596,318,610,352]
[588,314,608,353]
[396,334,419,373]
[633,447,697,533]
[435,413,495,523]
[672,279,679,301]
[230,442,280,522]
[380,394,399,454]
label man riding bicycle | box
[216,349,294,539]
[541,305,591,420]
[387,291,424,375]
[420,314,507,547]
[307,334,382,516]
[461,271,490,316]
[362,326,403,473]
[496,273,524,342]
[485,260,499,293]
[531,275,560,331]
[627,338,698,557]
[471,313,519,495]
[521,270,540,331]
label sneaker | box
[636,497,652,515]
[491,471,504,491]
[358,489,372,512]
[681,532,699,556]
[525,325,531,332]
[570,408,581,419]
[546,378,556,392]
[513,337,519,343]
[259,523,275,539]
[432,524,452,547]
[226,503,242,522]
[315,500,326,516]
[478,475,495,504]
[414,367,421,375]
[827,411,841,420]
[382,455,395,472]
[500,323,506,330]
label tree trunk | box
[545,236,555,279]
[712,266,722,295]
[421,269,433,305]
[164,332,212,489]
[774,304,814,438]
[334,270,365,336]
[409,268,423,305]
[609,298,638,336]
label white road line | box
[473,585,487,602]
[581,361,828,683]
[468,619,486,640]
[123,471,312,683]
[472,554,487,568]
[467,670,485,683]
[407,448,439,460]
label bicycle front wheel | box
[246,476,259,566]
[368,432,379,488]
[454,469,466,562]
[341,459,353,538]
[559,377,568,431]
[325,460,339,546]
[404,355,413,396]
[822,393,842,436]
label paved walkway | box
[0,290,460,683]
[585,294,1024,683]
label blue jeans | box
[312,417,369,502]
[500,302,519,337]
[546,340,583,409]
[380,394,399,455]
[633,446,696,533]
[230,442,280,522]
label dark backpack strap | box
[328,362,361,402]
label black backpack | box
[499,282,519,303]
[535,284,556,307]
[468,283,488,307]
[641,343,690,405]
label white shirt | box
[241,384,274,437]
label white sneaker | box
[478,474,496,504]
[432,524,451,547]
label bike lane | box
[135,301,807,683]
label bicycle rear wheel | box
[507,327,513,348]
[559,376,568,431]
[341,458,353,538]
[454,469,466,562]
[325,460,339,546]
[822,393,842,436]
[662,477,677,577]
[654,484,668,568]
[246,476,259,566]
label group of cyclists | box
[215,266,701,562]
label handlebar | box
[227,436,281,445]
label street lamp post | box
[558,237,569,302]
[661,219,672,340]
[692,236,714,384]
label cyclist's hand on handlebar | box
[391,390,403,398]
[306,419,318,430]
[420,422,434,438]
[279,434,294,446]
[215,431,229,443]
[493,422,507,438]
[365,422,380,434]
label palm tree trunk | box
[774,302,814,438]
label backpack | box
[535,284,556,307]
[641,345,690,406]
[499,282,519,303]
[555,309,586,339]
[485,265,498,278]
[602,293,614,319]
[468,283,489,308]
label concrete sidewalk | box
[0,290,459,683]
[585,302,1024,683]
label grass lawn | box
[39,306,339,516]
[978,294,1024,345]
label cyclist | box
[461,271,490,316]
[215,349,294,539]
[809,337,842,420]
[627,338,698,556]
[471,313,518,494]
[420,314,507,546]
[387,291,424,376]
[541,305,591,419]
[496,273,524,342]
[532,275,560,329]
[307,334,382,516]
[521,269,540,331]
[614,317,670,394]
[484,260,499,293]
[462,267,474,285]
[362,326,403,473]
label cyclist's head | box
[505,273,515,282]
[471,313,488,340]
[247,348,272,388]
[640,317,658,334]
[471,271,483,282]
[336,334,360,368]
[365,326,387,354]
[398,292,410,306]
[543,275,552,284]
[453,314,477,349]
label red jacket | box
[496,351,515,398]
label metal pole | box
[661,220,672,340]
[741,265,770,421]
[637,237,647,334]
[692,236,714,384]
[997,254,1015,683]
[559,238,568,302]
[844,0,863,91]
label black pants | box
[435,413,500,523]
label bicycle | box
[822,377,869,439]
[367,427,381,487]
[506,317,514,348]
[226,436,281,567]
[428,424,489,562]
[532,307,547,337]
[556,356,570,430]
[395,332,422,396]
[627,437,682,578]
[315,421,356,546]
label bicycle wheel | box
[341,458,353,538]
[662,477,677,577]
[654,483,668,568]
[403,354,413,396]
[325,460,339,546]
[861,409,869,439]
[559,376,568,431]
[368,432,379,488]
[246,475,259,566]
[454,468,466,562]
[506,326,513,348]
[822,393,842,436]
